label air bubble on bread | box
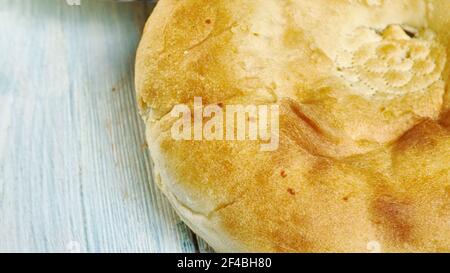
[336,25,446,99]
[364,0,382,6]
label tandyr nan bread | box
[135,0,450,252]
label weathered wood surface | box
[0,0,213,253]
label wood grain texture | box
[0,0,211,253]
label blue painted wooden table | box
[0,0,212,253]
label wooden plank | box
[0,0,209,253]
[197,238,216,253]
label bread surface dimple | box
[136,0,450,252]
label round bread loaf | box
[135,0,450,252]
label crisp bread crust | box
[135,0,450,252]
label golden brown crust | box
[136,0,450,252]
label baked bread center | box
[336,25,446,99]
